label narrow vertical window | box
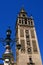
[20,29,24,37]
[28,20,30,25]
[27,41,32,54]
[25,30,29,39]
[20,40,25,53]
[19,19,21,24]
[27,41,30,46]
[25,18,27,24]
[32,40,38,53]
[29,57,33,63]
[31,21,33,25]
[30,30,35,38]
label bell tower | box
[3,28,14,65]
[16,8,42,65]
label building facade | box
[16,8,42,65]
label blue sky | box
[0,0,43,64]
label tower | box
[16,8,42,65]
[3,28,14,65]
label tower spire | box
[16,8,42,65]
[3,27,14,65]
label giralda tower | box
[16,8,42,65]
